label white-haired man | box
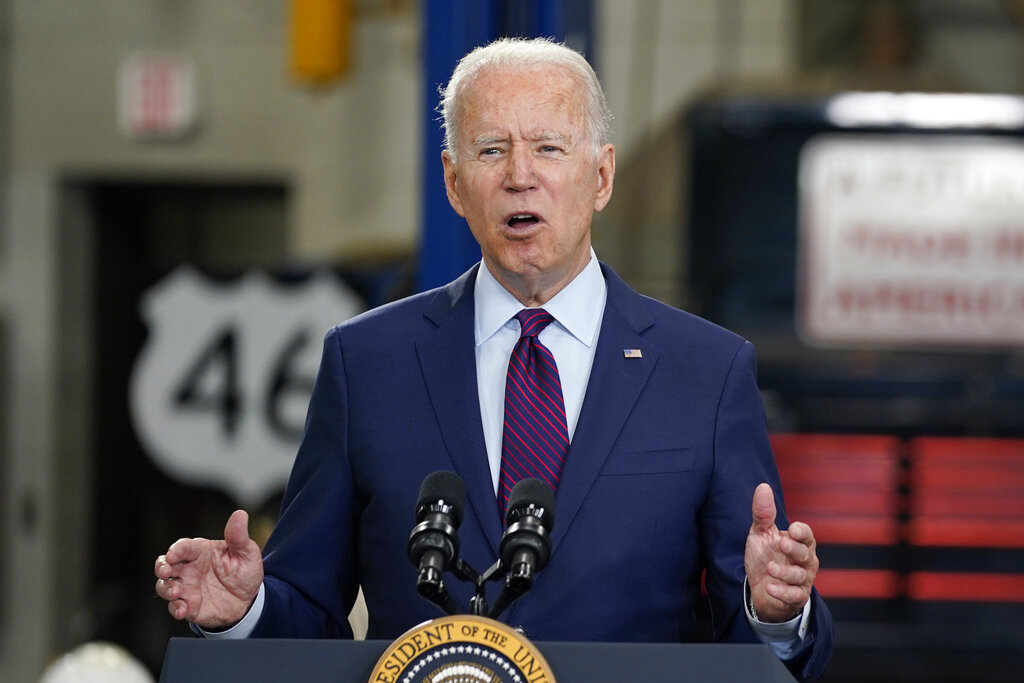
[156,37,834,681]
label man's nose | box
[504,146,536,191]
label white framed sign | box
[798,134,1024,348]
[130,266,363,507]
[118,52,196,139]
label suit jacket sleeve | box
[251,326,359,638]
[701,340,834,681]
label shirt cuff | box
[743,577,811,659]
[191,582,265,639]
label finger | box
[164,537,203,565]
[155,554,189,580]
[765,580,811,609]
[224,509,252,553]
[750,482,777,533]
[154,555,169,579]
[768,560,811,587]
[155,577,179,602]
[787,521,816,547]
[779,534,811,564]
[168,598,191,621]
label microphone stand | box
[449,558,507,617]
[432,552,540,620]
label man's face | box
[442,66,615,304]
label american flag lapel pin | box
[623,349,642,359]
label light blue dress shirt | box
[473,252,606,492]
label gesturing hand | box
[154,509,264,630]
[744,483,818,623]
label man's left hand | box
[744,482,818,623]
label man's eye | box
[481,148,502,156]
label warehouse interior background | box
[1,1,1023,681]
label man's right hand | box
[154,509,264,630]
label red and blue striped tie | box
[498,309,568,517]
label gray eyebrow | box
[470,132,571,148]
[471,135,509,148]
[531,133,570,144]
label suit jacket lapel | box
[415,266,504,556]
[551,264,658,550]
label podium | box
[159,637,797,682]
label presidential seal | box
[369,615,556,683]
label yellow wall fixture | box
[289,0,352,85]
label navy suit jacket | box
[254,263,833,680]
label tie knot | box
[515,309,554,339]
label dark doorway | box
[66,179,289,674]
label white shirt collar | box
[474,250,606,347]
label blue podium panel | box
[159,637,796,683]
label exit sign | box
[118,53,196,139]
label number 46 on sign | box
[130,266,362,508]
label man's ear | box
[593,143,616,213]
[441,150,465,217]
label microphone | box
[489,478,556,619]
[407,471,466,615]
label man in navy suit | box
[155,37,833,680]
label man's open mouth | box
[507,213,540,227]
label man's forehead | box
[461,65,584,110]
[458,70,586,136]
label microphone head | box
[505,478,555,529]
[416,471,467,526]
